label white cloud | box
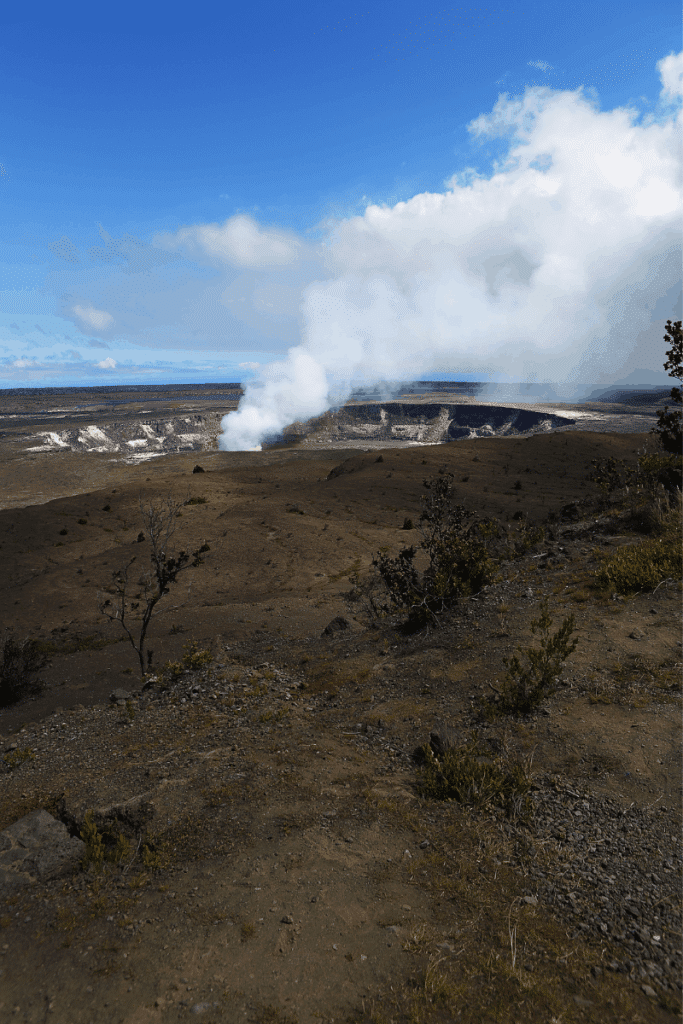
[239,361,260,370]
[73,304,114,330]
[658,51,683,101]
[528,60,553,73]
[159,214,306,269]
[96,357,117,369]
[220,53,682,449]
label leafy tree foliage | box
[653,319,682,454]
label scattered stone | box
[0,810,85,892]
[527,777,682,994]
[429,720,460,757]
[281,914,294,924]
[110,689,131,703]
[641,985,657,999]
[192,465,205,473]
[322,616,349,636]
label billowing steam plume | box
[220,52,682,451]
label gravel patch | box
[519,775,682,995]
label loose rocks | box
[521,777,682,996]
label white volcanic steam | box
[213,53,680,450]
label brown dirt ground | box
[0,430,681,1024]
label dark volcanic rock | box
[0,810,85,891]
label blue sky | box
[0,0,681,426]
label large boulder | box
[0,809,85,892]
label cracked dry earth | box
[0,430,681,1024]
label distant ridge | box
[1,383,242,397]
[583,385,672,406]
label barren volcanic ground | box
[0,393,680,1024]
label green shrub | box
[372,474,499,630]
[504,517,545,559]
[417,734,532,817]
[587,450,681,513]
[181,639,213,670]
[587,456,630,506]
[595,524,681,594]
[494,602,578,715]
[156,640,213,686]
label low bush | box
[587,451,681,515]
[595,514,682,594]
[180,639,214,670]
[80,810,138,873]
[417,734,532,818]
[372,474,499,630]
[504,517,545,559]
[154,640,214,687]
[492,602,578,716]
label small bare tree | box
[99,496,209,677]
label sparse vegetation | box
[99,496,210,676]
[490,601,578,716]
[1,404,681,1023]
[504,515,545,559]
[80,811,106,872]
[154,639,214,686]
[371,474,499,629]
[2,746,35,770]
[417,734,533,818]
[595,514,682,594]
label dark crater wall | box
[306,402,575,444]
